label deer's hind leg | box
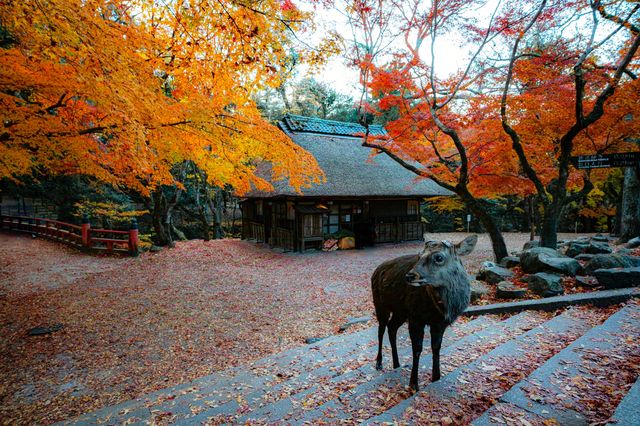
[375,308,390,370]
[387,313,405,369]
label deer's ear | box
[455,234,478,256]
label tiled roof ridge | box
[282,114,386,137]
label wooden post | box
[81,214,91,248]
[129,218,139,256]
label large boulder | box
[470,280,491,302]
[574,253,596,262]
[565,241,590,258]
[626,236,640,249]
[499,256,521,269]
[523,240,540,251]
[537,256,583,277]
[524,273,564,297]
[586,240,612,255]
[584,254,640,275]
[575,275,599,288]
[477,264,515,284]
[593,267,640,289]
[520,247,563,274]
[496,281,527,299]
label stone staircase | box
[61,301,639,425]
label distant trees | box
[256,77,359,122]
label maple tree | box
[344,0,640,257]
[0,0,332,235]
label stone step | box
[365,306,607,425]
[472,302,640,426]
[60,315,495,425]
[60,324,387,425]
[175,316,500,424]
[237,310,549,424]
[608,376,640,426]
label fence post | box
[81,214,91,249]
[129,218,139,256]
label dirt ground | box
[0,232,593,424]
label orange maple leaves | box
[0,0,325,195]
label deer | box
[371,234,478,391]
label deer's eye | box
[433,253,445,264]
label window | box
[407,200,419,216]
[256,200,263,217]
[287,202,295,220]
[303,214,322,237]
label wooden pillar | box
[129,218,139,256]
[81,214,91,248]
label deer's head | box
[405,234,478,288]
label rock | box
[617,248,633,255]
[499,256,520,269]
[523,240,540,250]
[339,316,371,331]
[591,234,609,242]
[537,256,583,276]
[565,241,590,258]
[574,253,596,262]
[524,273,564,297]
[626,236,640,249]
[584,254,640,274]
[496,281,527,299]
[470,280,490,302]
[150,245,163,253]
[520,247,563,273]
[586,240,612,255]
[593,267,640,289]
[575,275,599,288]
[305,337,326,344]
[477,265,514,285]
[28,324,63,336]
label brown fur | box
[371,235,477,391]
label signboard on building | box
[570,152,640,169]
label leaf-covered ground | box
[0,232,615,424]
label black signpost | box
[570,152,640,169]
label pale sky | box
[298,1,479,99]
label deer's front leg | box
[408,320,425,392]
[430,323,446,382]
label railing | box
[271,226,295,251]
[0,214,139,256]
[243,220,265,243]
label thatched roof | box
[247,114,451,198]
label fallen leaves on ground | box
[0,232,632,425]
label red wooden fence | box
[0,214,139,256]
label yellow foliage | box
[426,196,465,213]
[0,0,328,195]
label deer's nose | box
[405,271,419,283]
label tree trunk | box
[540,204,560,249]
[151,189,173,246]
[211,188,223,239]
[197,202,211,241]
[171,223,187,241]
[619,166,640,242]
[151,186,183,247]
[458,190,508,261]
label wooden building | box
[240,114,451,251]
